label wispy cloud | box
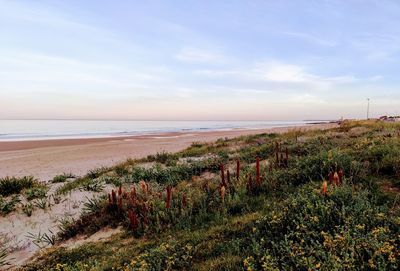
[196,60,365,92]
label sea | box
[0,120,330,141]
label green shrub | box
[147,151,178,165]
[85,167,110,179]
[294,150,367,185]
[22,203,34,217]
[0,176,37,196]
[129,159,220,185]
[245,183,400,270]
[24,186,48,200]
[0,195,20,216]
[51,173,75,183]
[0,240,9,268]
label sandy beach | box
[0,123,337,181]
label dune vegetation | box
[1,120,399,270]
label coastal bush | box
[24,185,48,200]
[361,143,400,176]
[238,143,275,164]
[146,151,178,165]
[0,239,9,268]
[82,196,105,214]
[243,183,400,270]
[33,198,48,210]
[179,142,209,157]
[129,159,220,185]
[294,149,367,185]
[51,173,75,183]
[80,179,105,192]
[85,167,110,179]
[27,231,57,248]
[0,176,38,197]
[56,177,94,195]
[22,202,34,217]
[114,163,130,177]
[98,175,123,187]
[0,195,20,215]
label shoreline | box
[0,123,337,181]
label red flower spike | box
[118,186,122,196]
[111,190,117,204]
[166,186,172,209]
[182,194,187,208]
[128,210,139,232]
[256,157,261,186]
[338,169,344,184]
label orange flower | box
[139,180,147,194]
[321,181,328,196]
[220,186,226,202]
[333,172,340,186]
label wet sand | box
[0,123,337,181]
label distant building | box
[379,115,400,122]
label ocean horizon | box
[0,119,331,141]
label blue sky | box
[1,0,399,120]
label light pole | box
[366,98,370,120]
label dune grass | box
[0,176,38,197]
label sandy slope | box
[0,123,338,269]
[0,124,337,181]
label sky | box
[0,0,399,120]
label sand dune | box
[0,123,337,181]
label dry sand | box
[0,123,337,181]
